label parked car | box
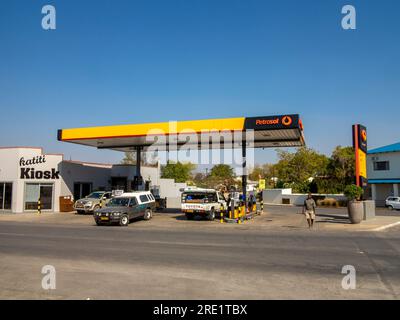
[74,191,112,214]
[181,188,227,220]
[93,191,156,226]
[385,196,400,210]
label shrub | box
[344,185,364,201]
[317,198,340,207]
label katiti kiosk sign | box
[58,114,306,210]
[19,156,60,180]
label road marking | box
[372,221,400,232]
[0,232,235,248]
[0,232,27,237]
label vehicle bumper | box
[182,209,211,216]
[94,216,121,224]
[74,206,94,213]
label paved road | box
[0,220,399,300]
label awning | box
[368,179,400,184]
[58,114,305,152]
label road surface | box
[0,220,399,299]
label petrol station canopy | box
[58,114,305,152]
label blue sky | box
[0,0,399,168]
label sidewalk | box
[0,207,399,232]
[0,212,93,225]
[251,206,400,232]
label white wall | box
[368,151,400,180]
[263,188,346,206]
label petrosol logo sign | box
[255,118,280,125]
[19,156,60,180]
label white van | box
[181,188,227,220]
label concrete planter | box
[348,200,364,224]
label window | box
[108,197,130,207]
[373,161,390,171]
[25,183,53,211]
[0,183,12,211]
[139,195,149,203]
[129,197,138,206]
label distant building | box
[367,142,400,206]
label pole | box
[37,198,41,215]
[242,139,247,217]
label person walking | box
[303,193,316,228]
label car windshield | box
[107,197,130,207]
[86,192,104,199]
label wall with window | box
[60,161,112,201]
[367,151,400,180]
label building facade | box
[0,147,185,213]
[367,142,400,206]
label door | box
[74,183,92,200]
[111,177,128,191]
[40,185,53,210]
[129,197,142,218]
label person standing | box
[303,193,316,228]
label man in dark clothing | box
[303,193,317,228]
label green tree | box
[248,164,273,181]
[273,147,329,193]
[329,146,355,187]
[160,161,196,183]
[316,146,355,193]
[121,152,136,165]
[120,151,157,166]
[209,164,234,178]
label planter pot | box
[348,200,363,224]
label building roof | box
[58,115,305,152]
[368,142,400,155]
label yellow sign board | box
[358,149,367,178]
[259,179,266,190]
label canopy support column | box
[134,146,142,191]
[242,139,247,214]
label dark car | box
[93,191,156,226]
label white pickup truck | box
[181,188,228,220]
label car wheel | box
[207,208,215,221]
[93,205,100,213]
[185,213,194,220]
[119,215,129,226]
[143,209,152,221]
[388,205,394,211]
